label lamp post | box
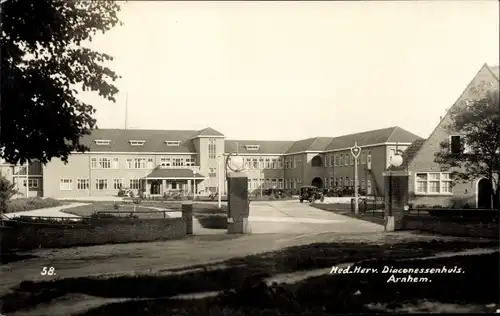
[192,169,196,202]
[350,142,361,214]
[388,151,404,217]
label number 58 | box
[41,267,55,276]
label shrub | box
[5,197,62,213]
[90,212,139,219]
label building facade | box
[2,126,422,199]
[387,63,499,208]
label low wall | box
[2,217,187,251]
[402,215,499,238]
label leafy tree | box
[0,0,122,165]
[434,89,500,208]
[0,175,18,214]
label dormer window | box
[165,141,181,146]
[129,140,146,146]
[245,145,260,151]
[95,140,111,146]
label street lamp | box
[350,142,361,214]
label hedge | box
[5,197,62,213]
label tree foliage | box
[434,89,500,205]
[0,0,122,165]
[0,175,18,214]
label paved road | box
[197,200,383,235]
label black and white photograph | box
[0,0,499,315]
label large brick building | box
[0,126,421,199]
[387,63,499,208]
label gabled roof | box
[225,140,294,154]
[387,139,426,171]
[81,127,225,153]
[403,63,499,171]
[195,127,224,137]
[81,129,198,153]
[324,126,422,152]
[486,64,499,80]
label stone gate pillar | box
[384,171,409,231]
[227,172,250,234]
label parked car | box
[299,186,323,203]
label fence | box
[350,196,385,217]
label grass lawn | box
[1,239,497,314]
[311,203,386,225]
[62,203,169,219]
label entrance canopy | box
[144,168,205,180]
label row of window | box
[90,157,197,169]
[415,172,452,194]
[60,178,143,191]
[322,151,372,168]
[247,178,303,189]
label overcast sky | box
[81,1,500,141]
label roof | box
[79,126,421,155]
[324,126,422,152]
[225,140,295,154]
[81,127,222,153]
[195,127,224,137]
[486,64,499,80]
[146,168,205,179]
[387,139,426,171]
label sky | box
[81,1,500,141]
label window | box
[147,158,154,169]
[77,178,89,190]
[95,139,111,145]
[361,151,366,164]
[185,158,196,166]
[252,158,258,169]
[349,153,354,165]
[265,158,271,169]
[278,178,283,189]
[252,178,258,189]
[334,154,339,166]
[208,139,217,159]
[23,179,38,189]
[129,140,146,146]
[160,157,171,167]
[324,156,328,167]
[325,177,329,188]
[95,179,108,190]
[209,168,217,178]
[329,155,334,167]
[112,158,119,169]
[173,158,184,166]
[259,158,264,169]
[91,157,97,169]
[126,158,133,169]
[113,179,123,190]
[338,177,343,187]
[248,179,252,188]
[165,141,181,146]
[449,135,461,155]
[171,182,177,190]
[129,179,141,190]
[278,158,283,168]
[270,179,277,188]
[415,172,453,195]
[271,158,277,169]
[264,179,270,188]
[350,179,354,186]
[244,158,251,169]
[345,177,349,186]
[60,179,72,191]
[293,157,296,168]
[134,158,146,169]
[344,154,349,166]
[98,157,111,169]
[245,145,260,150]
